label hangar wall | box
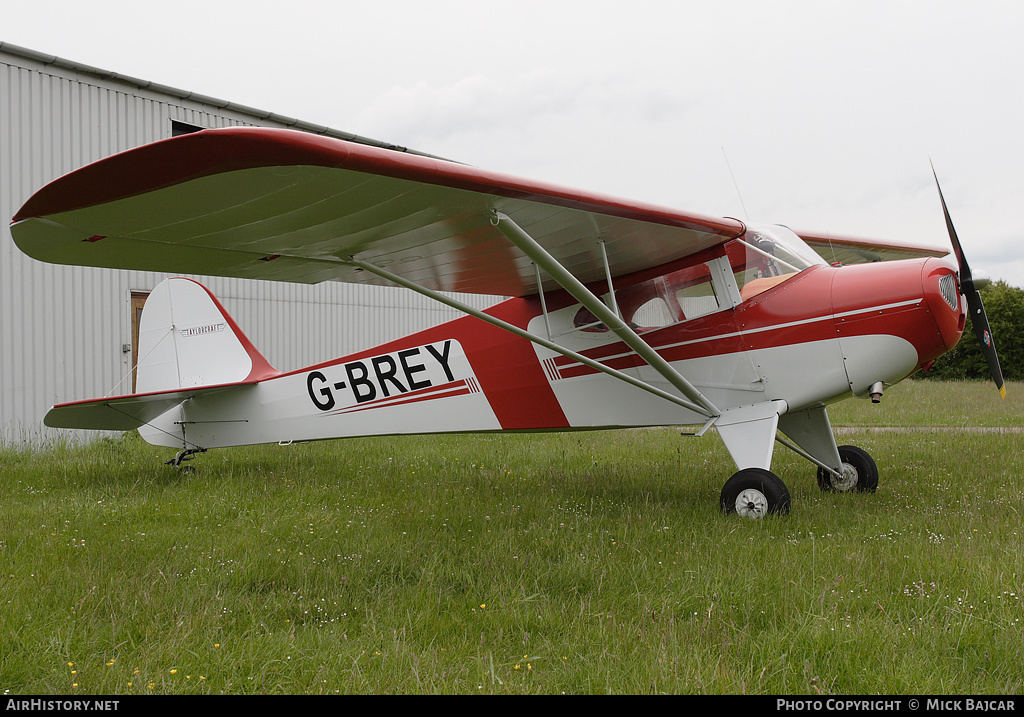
[0,43,498,443]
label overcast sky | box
[6,0,1023,286]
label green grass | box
[827,379,1024,428]
[1,381,1021,694]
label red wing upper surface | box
[12,127,747,297]
[798,230,948,265]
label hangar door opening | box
[130,291,149,393]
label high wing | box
[11,127,746,297]
[798,230,949,265]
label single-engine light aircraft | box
[10,128,1005,518]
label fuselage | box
[139,244,965,450]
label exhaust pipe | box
[869,381,884,403]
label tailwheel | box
[721,468,791,518]
[817,445,878,493]
[166,448,206,471]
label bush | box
[919,280,1024,381]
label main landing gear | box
[720,445,879,518]
[816,445,879,493]
[720,468,791,518]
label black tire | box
[817,445,879,493]
[720,468,791,518]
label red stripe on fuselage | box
[281,296,570,431]
[327,380,473,416]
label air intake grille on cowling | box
[939,273,959,310]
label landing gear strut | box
[720,467,791,518]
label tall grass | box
[1,381,1021,694]
[827,379,1024,427]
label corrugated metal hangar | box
[0,42,498,443]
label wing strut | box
[489,210,721,418]
[533,261,553,341]
[343,255,717,419]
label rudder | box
[137,277,278,393]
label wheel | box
[817,445,879,493]
[720,468,791,518]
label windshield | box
[731,224,826,300]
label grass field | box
[1,380,1022,694]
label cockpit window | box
[632,297,675,328]
[569,225,823,336]
[572,262,722,334]
[675,268,720,319]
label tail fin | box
[137,277,279,392]
[43,278,278,432]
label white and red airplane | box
[10,127,1004,518]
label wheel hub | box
[831,464,858,492]
[735,488,768,519]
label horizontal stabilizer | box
[44,385,246,431]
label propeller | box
[931,163,1005,398]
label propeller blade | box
[965,290,1006,398]
[931,163,1005,398]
